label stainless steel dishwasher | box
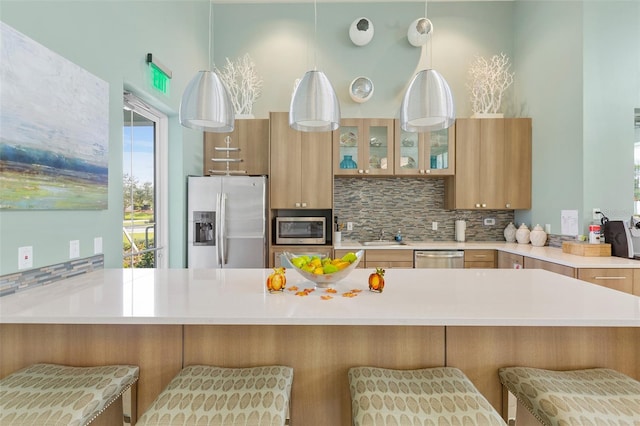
[414,250,464,268]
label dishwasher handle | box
[414,251,464,258]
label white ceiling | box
[213,0,512,3]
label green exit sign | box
[149,63,170,95]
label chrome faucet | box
[378,229,386,241]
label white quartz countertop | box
[334,241,640,269]
[1,268,638,327]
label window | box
[122,92,168,268]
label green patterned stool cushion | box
[137,365,293,426]
[498,367,640,426]
[0,363,139,426]
[348,366,507,426]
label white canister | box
[530,224,547,247]
[455,220,466,242]
[515,223,531,244]
[334,231,342,244]
[504,222,517,243]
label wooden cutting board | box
[562,241,611,257]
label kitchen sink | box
[361,241,407,246]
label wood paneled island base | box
[2,323,638,425]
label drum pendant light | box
[400,0,454,132]
[289,0,340,132]
[179,0,234,132]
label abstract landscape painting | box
[0,21,109,210]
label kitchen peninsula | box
[1,268,639,425]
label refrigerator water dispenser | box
[193,211,215,246]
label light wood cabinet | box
[334,249,365,268]
[394,121,455,176]
[269,112,333,209]
[577,268,634,294]
[464,249,496,268]
[270,246,333,268]
[523,257,576,278]
[334,118,394,176]
[445,118,531,210]
[364,249,414,268]
[497,252,524,269]
[203,119,269,175]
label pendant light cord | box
[208,0,213,70]
[313,0,318,70]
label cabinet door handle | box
[475,203,481,208]
[365,170,370,174]
[425,169,431,174]
[481,203,487,208]
[301,202,307,208]
[358,170,364,174]
[505,203,511,208]
[473,255,487,258]
[593,276,626,280]
[419,169,425,174]
[295,202,301,208]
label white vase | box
[530,224,547,247]
[515,223,530,244]
[503,222,517,243]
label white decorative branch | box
[467,53,514,114]
[215,54,263,116]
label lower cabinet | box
[270,246,333,268]
[464,250,496,268]
[523,257,576,278]
[364,250,414,269]
[497,252,524,269]
[577,268,635,294]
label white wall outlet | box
[69,240,80,259]
[592,208,600,220]
[346,222,353,231]
[545,224,551,234]
[432,221,438,231]
[18,246,33,269]
[483,217,496,226]
[94,237,103,254]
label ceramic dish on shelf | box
[369,137,382,147]
[340,132,357,146]
[400,156,416,168]
[369,155,380,168]
[282,250,364,287]
[401,138,415,147]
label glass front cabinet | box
[333,118,394,176]
[393,120,455,176]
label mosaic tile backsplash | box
[334,177,516,242]
[0,255,104,297]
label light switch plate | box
[94,237,103,254]
[432,222,438,231]
[18,246,33,269]
[69,240,80,259]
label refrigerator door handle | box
[216,193,223,266]
[220,193,227,265]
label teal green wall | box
[513,0,639,233]
[0,1,207,274]
[0,1,637,275]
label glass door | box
[122,92,168,268]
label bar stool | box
[0,363,139,426]
[137,365,293,426]
[348,366,507,425]
[499,366,640,425]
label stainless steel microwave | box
[275,217,327,245]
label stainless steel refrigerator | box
[187,175,267,268]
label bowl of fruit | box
[283,250,364,287]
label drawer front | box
[464,261,495,269]
[365,250,413,263]
[364,261,413,269]
[578,268,634,294]
[464,250,496,263]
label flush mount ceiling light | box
[400,0,455,132]
[289,0,340,132]
[179,0,234,132]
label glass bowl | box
[282,250,364,287]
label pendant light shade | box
[179,70,235,132]
[400,68,455,132]
[289,70,340,132]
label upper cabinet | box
[203,119,269,176]
[269,112,333,209]
[394,120,455,176]
[333,118,394,176]
[445,118,531,210]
